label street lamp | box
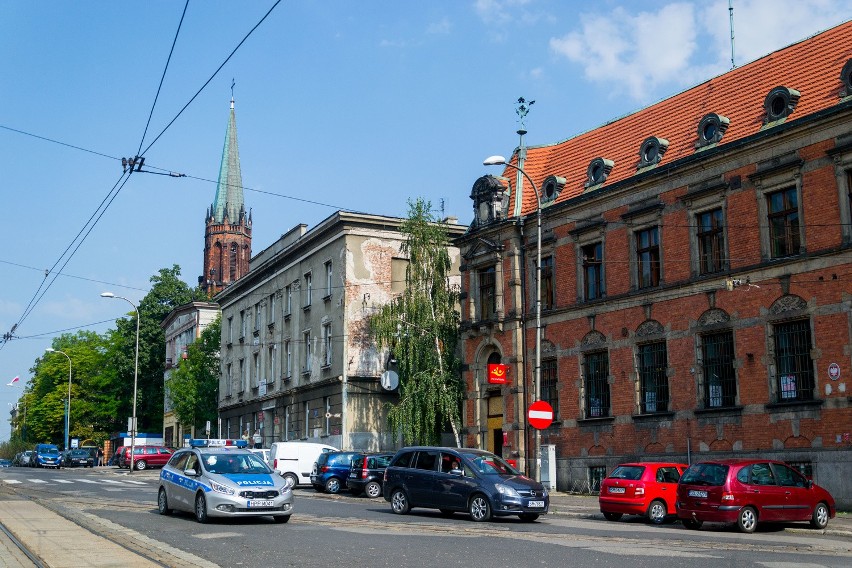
[101,292,140,473]
[483,155,543,481]
[45,348,72,450]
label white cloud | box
[427,17,452,35]
[549,0,852,102]
[550,3,700,102]
[698,0,852,67]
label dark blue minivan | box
[311,451,360,494]
[383,446,549,522]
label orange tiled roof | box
[506,20,852,217]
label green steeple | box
[211,97,244,223]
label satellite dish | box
[380,370,399,391]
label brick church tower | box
[200,96,252,296]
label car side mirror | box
[185,468,199,477]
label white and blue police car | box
[158,439,293,523]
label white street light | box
[101,292,140,473]
[45,348,72,450]
[483,155,543,482]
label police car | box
[157,439,293,523]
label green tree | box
[371,199,462,446]
[167,315,221,433]
[108,265,201,434]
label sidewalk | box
[0,496,160,568]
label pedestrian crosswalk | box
[1,477,152,487]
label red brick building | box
[457,23,852,506]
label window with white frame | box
[325,261,333,298]
[285,284,292,316]
[253,352,260,387]
[254,303,261,331]
[303,330,312,373]
[322,322,332,367]
[268,293,276,324]
[304,273,312,308]
[284,339,292,378]
[268,345,276,386]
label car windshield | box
[41,448,59,455]
[70,450,89,457]
[201,452,271,475]
[609,465,645,480]
[680,463,728,486]
[460,451,519,475]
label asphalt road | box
[2,466,850,568]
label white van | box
[268,441,338,487]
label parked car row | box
[599,459,836,533]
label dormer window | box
[763,86,800,124]
[584,158,614,189]
[542,175,566,203]
[637,137,669,169]
[695,113,730,149]
[841,59,852,98]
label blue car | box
[32,443,62,469]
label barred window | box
[540,359,559,422]
[768,188,800,258]
[636,227,660,288]
[638,341,668,413]
[584,351,610,418]
[701,331,736,408]
[478,266,496,321]
[774,320,814,401]
[541,256,555,310]
[697,208,724,274]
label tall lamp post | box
[45,348,72,450]
[483,155,543,481]
[101,292,140,473]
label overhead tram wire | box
[0,259,148,292]
[138,0,282,159]
[136,0,189,156]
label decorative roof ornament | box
[516,97,535,133]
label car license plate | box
[688,490,708,498]
[528,500,545,508]
[608,487,626,494]
[248,500,274,508]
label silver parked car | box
[157,439,294,523]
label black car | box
[64,448,95,468]
[348,453,393,498]
[383,446,549,522]
[311,451,360,494]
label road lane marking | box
[2,479,22,484]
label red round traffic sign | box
[528,400,554,430]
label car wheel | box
[134,460,147,471]
[325,477,341,494]
[682,518,703,530]
[519,513,539,522]
[157,488,172,515]
[194,493,209,524]
[737,506,757,533]
[603,512,623,521]
[811,502,829,529]
[273,515,291,524]
[390,490,410,515]
[283,473,298,489]
[647,499,667,525]
[469,494,492,522]
[365,481,382,498]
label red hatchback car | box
[676,459,836,533]
[599,462,688,524]
[117,445,173,471]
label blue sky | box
[2,0,850,442]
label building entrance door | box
[486,393,503,456]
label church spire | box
[211,96,244,224]
[201,92,252,297]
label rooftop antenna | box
[729,0,736,69]
[513,97,534,217]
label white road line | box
[2,479,22,484]
[73,479,99,484]
[55,480,74,484]
[122,480,147,485]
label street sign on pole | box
[528,400,554,430]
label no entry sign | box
[528,400,554,430]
